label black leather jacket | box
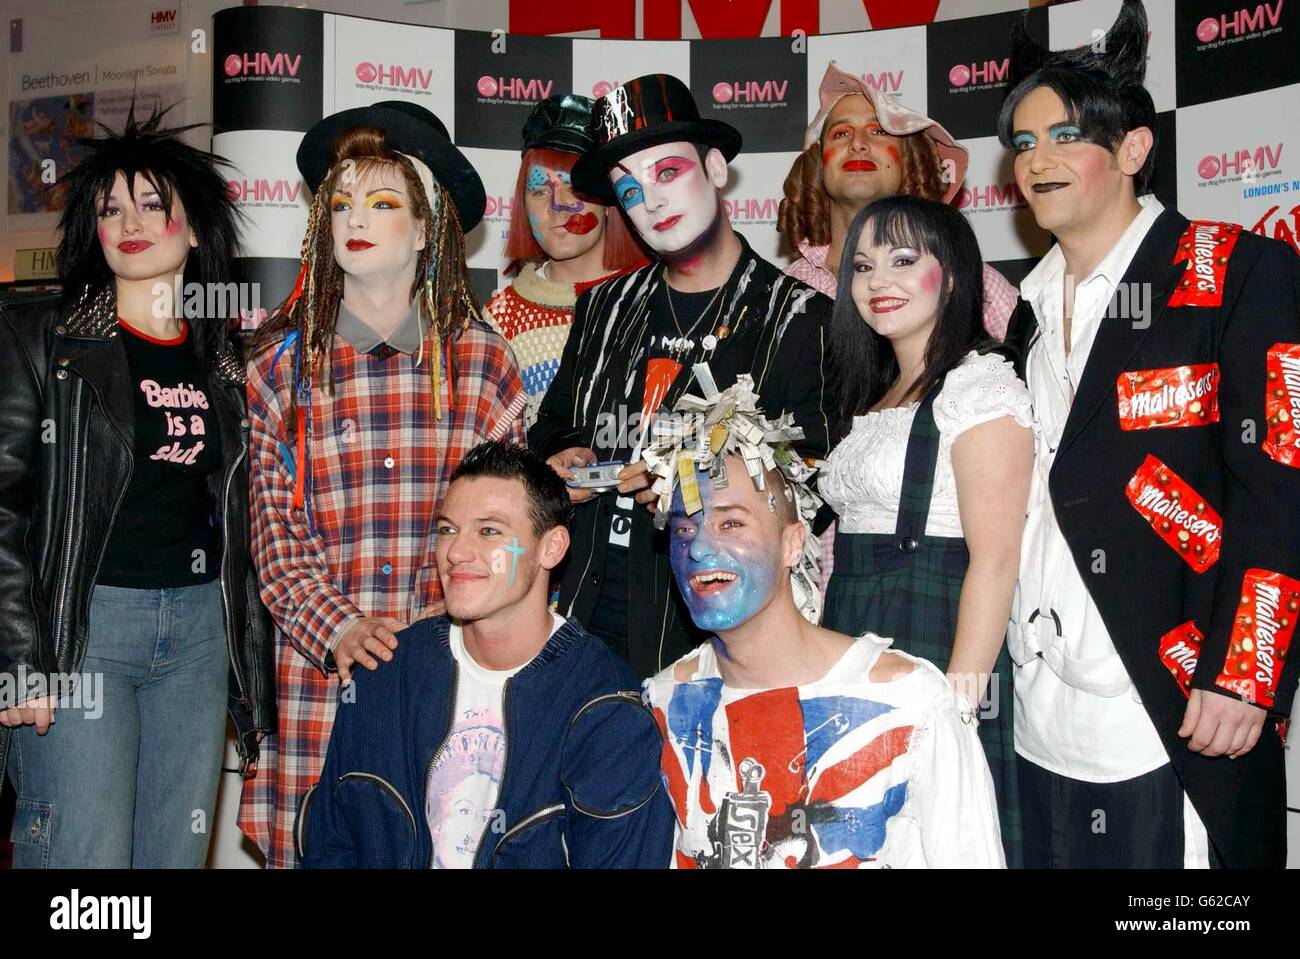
[0,285,275,779]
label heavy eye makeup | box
[652,157,696,182]
[329,190,406,212]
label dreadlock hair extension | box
[55,100,243,364]
[996,0,1156,194]
[502,147,647,276]
[255,126,475,430]
[777,121,945,253]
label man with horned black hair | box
[999,0,1300,868]
[300,441,673,869]
[532,74,833,679]
[640,368,1004,868]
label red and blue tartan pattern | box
[237,316,525,868]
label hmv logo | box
[223,52,301,78]
[1196,2,1284,42]
[860,71,904,93]
[476,76,553,100]
[1198,144,1284,179]
[226,179,302,204]
[724,198,780,221]
[948,59,1009,88]
[355,62,432,89]
[483,196,513,218]
[711,80,788,104]
[150,9,175,25]
[955,183,1025,210]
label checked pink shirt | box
[238,311,525,868]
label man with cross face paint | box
[532,74,833,678]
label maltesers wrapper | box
[1213,568,1300,710]
[1169,220,1241,309]
[1126,455,1222,572]
[1157,617,1290,744]
[1116,363,1220,431]
[1159,621,1203,696]
[1263,343,1300,467]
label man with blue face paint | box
[531,74,833,679]
[641,374,1004,868]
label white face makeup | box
[329,162,426,280]
[523,160,606,262]
[96,171,197,284]
[607,140,723,256]
[850,234,946,344]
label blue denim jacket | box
[299,614,674,868]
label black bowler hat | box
[522,94,596,155]
[571,74,742,202]
[296,100,486,233]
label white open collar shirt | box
[1011,194,1170,782]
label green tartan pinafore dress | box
[822,376,1021,866]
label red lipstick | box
[116,240,153,254]
[869,296,909,313]
[564,212,599,235]
[841,159,878,172]
[653,215,683,232]
[346,238,375,251]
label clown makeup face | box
[436,476,550,624]
[608,141,726,259]
[668,455,802,635]
[523,161,606,262]
[850,232,946,346]
[330,162,427,281]
[1010,85,1137,237]
[820,95,904,207]
[96,171,197,285]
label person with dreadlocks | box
[0,103,273,868]
[640,367,1004,868]
[485,94,646,428]
[238,101,526,869]
[1000,0,1300,868]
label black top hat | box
[522,94,596,155]
[571,74,742,202]
[296,100,486,233]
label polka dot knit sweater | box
[485,262,626,428]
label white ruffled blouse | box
[821,351,1034,539]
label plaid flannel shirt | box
[238,313,526,868]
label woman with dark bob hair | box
[818,194,1032,864]
[0,104,273,868]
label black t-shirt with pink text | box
[98,320,223,589]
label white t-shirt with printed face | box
[425,614,563,869]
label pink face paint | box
[162,217,183,236]
[563,212,599,235]
[920,262,944,293]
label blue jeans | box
[7,580,228,868]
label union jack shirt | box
[238,310,526,868]
[644,633,1005,868]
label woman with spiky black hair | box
[0,103,274,868]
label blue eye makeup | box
[612,172,644,211]
[1051,124,1084,142]
[1011,133,1036,152]
[526,164,549,191]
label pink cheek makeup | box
[920,263,943,293]
[162,217,183,236]
[884,145,899,163]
